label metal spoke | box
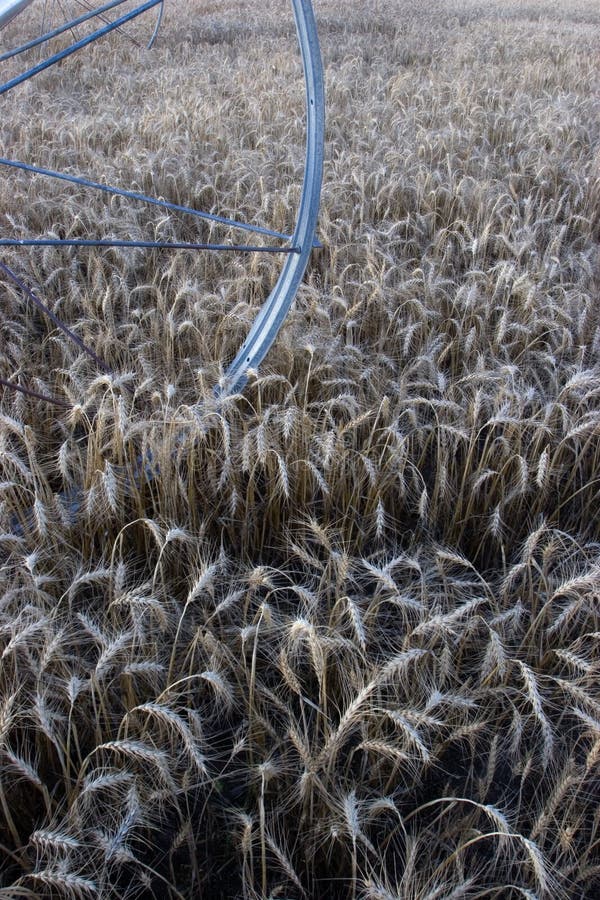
[0,0,162,96]
[56,0,79,45]
[0,375,71,407]
[0,260,113,373]
[0,0,135,62]
[70,0,142,49]
[0,238,300,252]
[0,157,299,242]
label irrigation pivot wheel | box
[0,0,324,403]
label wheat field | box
[0,0,599,897]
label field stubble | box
[0,0,599,897]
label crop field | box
[0,0,599,896]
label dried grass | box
[0,0,599,897]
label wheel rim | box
[216,0,324,398]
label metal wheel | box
[0,0,324,403]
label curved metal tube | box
[0,0,33,30]
[147,0,163,49]
[216,0,325,399]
